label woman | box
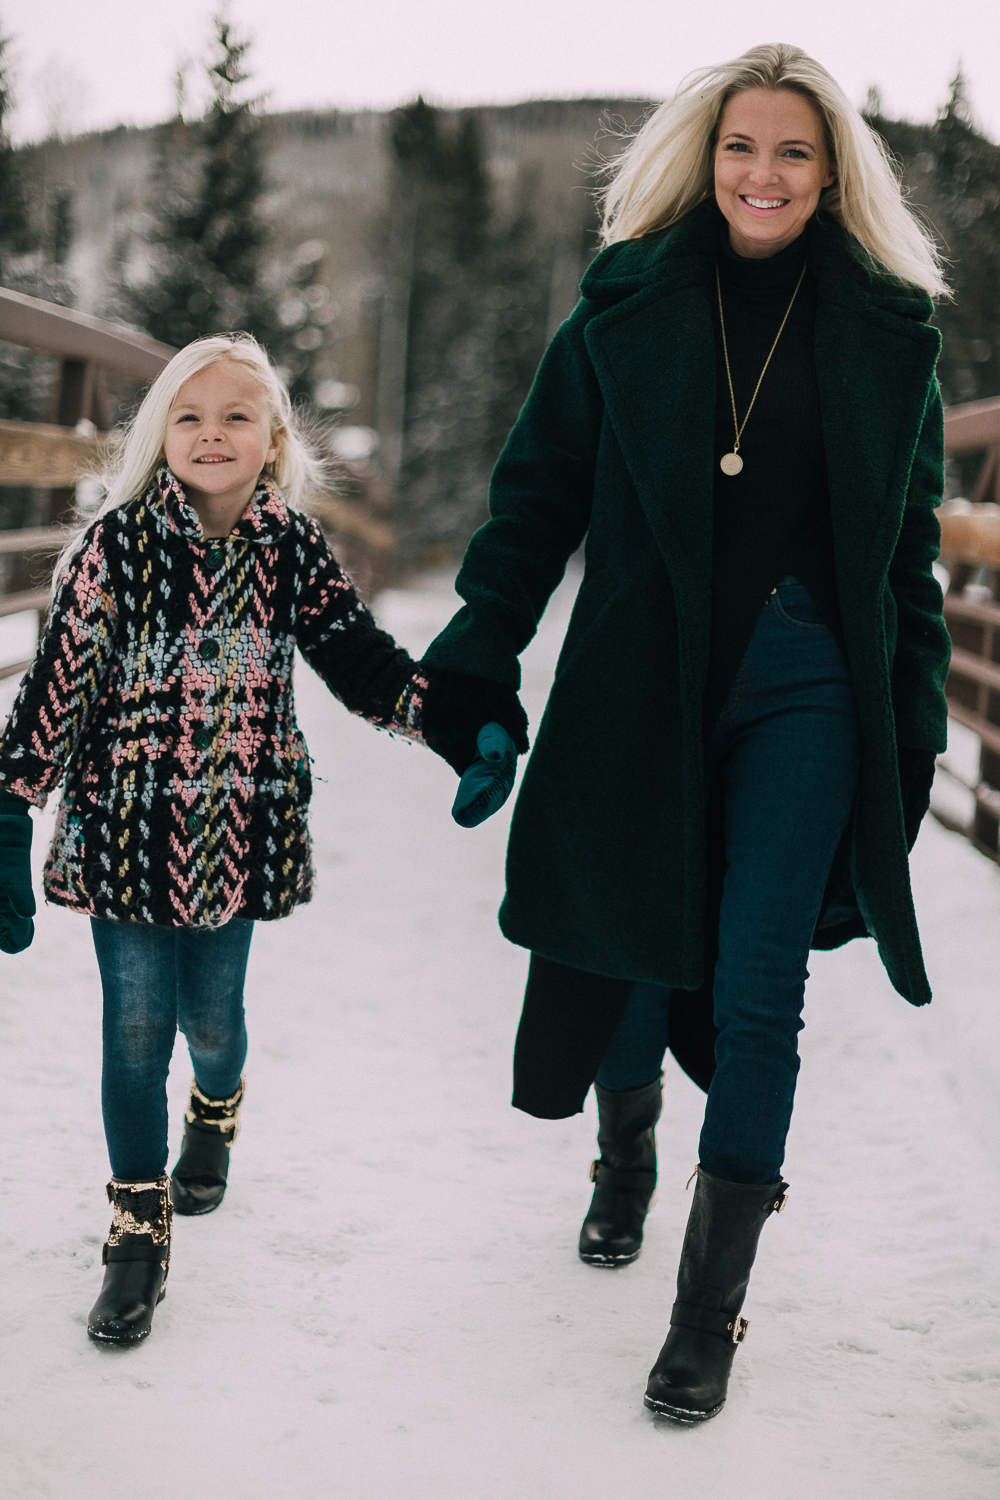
[420,44,950,1421]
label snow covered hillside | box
[1,566,998,1500]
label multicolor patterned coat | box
[0,468,426,928]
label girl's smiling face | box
[714,87,836,258]
[163,361,280,529]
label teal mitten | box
[451,723,518,829]
[0,790,35,954]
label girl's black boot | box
[644,1167,788,1422]
[578,1077,662,1266]
[87,1178,172,1345]
[170,1076,245,1216]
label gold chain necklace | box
[716,261,806,476]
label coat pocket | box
[284,726,313,805]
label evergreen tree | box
[0,23,30,273]
[866,74,1000,414]
[926,72,1000,411]
[0,18,80,539]
[0,19,73,435]
[127,18,271,349]
[126,16,327,397]
[380,99,551,559]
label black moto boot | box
[644,1166,788,1421]
[170,1076,245,1216]
[87,1177,172,1345]
[578,1077,662,1266]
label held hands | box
[420,666,529,775]
[452,722,518,828]
[419,666,529,828]
[0,790,35,954]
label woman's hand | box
[420,667,529,776]
[0,790,35,954]
[451,723,519,828]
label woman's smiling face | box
[714,87,835,258]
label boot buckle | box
[728,1316,749,1345]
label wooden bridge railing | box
[936,394,1000,856]
[0,290,174,681]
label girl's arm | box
[421,302,604,688]
[294,520,426,738]
[0,522,119,803]
[294,522,530,774]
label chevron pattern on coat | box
[0,467,426,927]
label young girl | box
[0,333,527,1346]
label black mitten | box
[0,788,35,954]
[420,667,529,775]
[898,748,937,852]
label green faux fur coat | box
[424,201,950,1007]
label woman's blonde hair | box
[600,43,947,298]
[54,333,325,590]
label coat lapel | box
[586,284,716,575]
[580,206,719,645]
[814,289,940,612]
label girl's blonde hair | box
[54,333,325,590]
[600,42,947,298]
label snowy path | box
[1,567,999,1500]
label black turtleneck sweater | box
[704,219,841,728]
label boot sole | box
[578,1247,641,1266]
[87,1289,166,1345]
[170,1181,226,1216]
[643,1393,724,1423]
[170,1197,224,1217]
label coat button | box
[193,730,212,750]
[199,640,220,661]
[186,813,202,833]
[208,548,224,566]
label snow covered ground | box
[1,565,999,1500]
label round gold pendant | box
[720,452,743,476]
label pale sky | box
[7,0,1000,143]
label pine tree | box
[127,19,271,349]
[126,15,327,397]
[0,23,30,274]
[0,19,73,435]
[380,99,551,560]
[866,72,1000,418]
[927,71,1000,410]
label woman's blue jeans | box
[91,917,253,1181]
[595,578,861,1184]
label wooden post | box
[46,357,101,526]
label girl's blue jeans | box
[596,578,861,1184]
[91,916,253,1181]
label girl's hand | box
[420,667,529,775]
[0,790,34,954]
[452,723,519,828]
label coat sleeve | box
[0,522,119,805]
[421,302,605,688]
[294,519,426,738]
[888,381,951,753]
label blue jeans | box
[595,578,861,1184]
[92,918,253,1181]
